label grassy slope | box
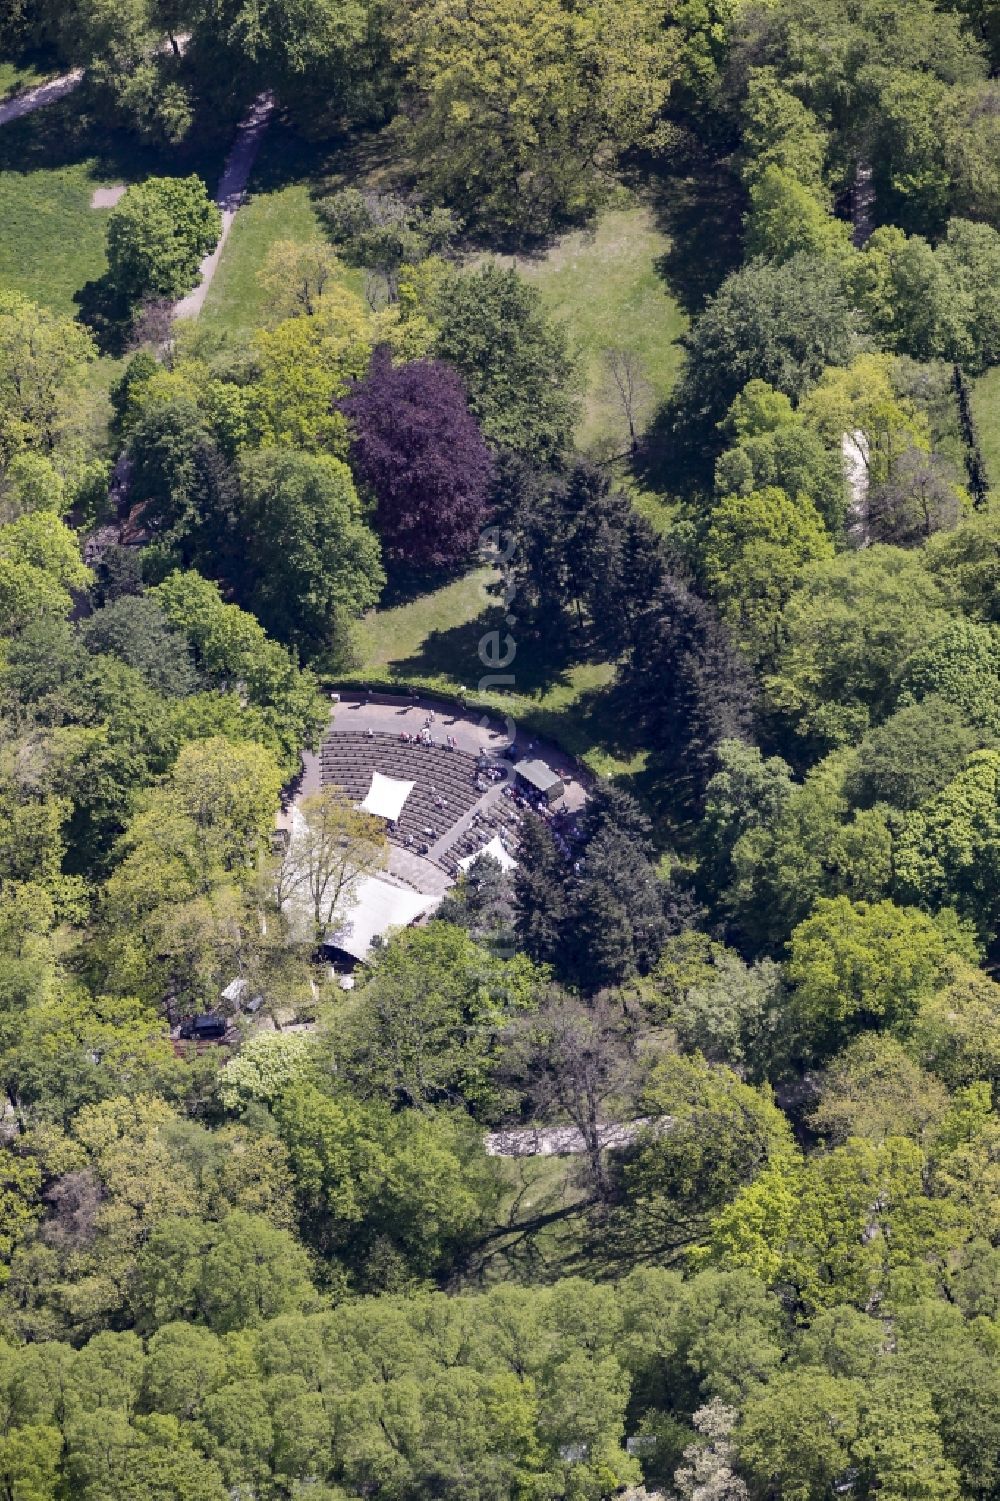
[0,104,118,316]
[347,204,683,775]
[0,94,227,317]
[972,366,1000,491]
[513,204,688,452]
[200,126,366,338]
[349,565,641,780]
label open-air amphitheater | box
[288,690,589,923]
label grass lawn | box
[0,101,117,316]
[506,204,688,452]
[200,125,366,339]
[349,565,645,781]
[972,365,1000,491]
[0,94,228,318]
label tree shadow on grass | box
[386,602,578,697]
[74,273,133,355]
[389,608,660,772]
[646,159,747,317]
[0,86,232,199]
[379,559,480,611]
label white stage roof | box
[326,876,441,962]
[458,836,517,874]
[359,771,415,822]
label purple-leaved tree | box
[341,347,494,567]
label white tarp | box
[458,836,517,874]
[327,875,441,962]
[359,771,415,822]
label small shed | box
[179,1014,227,1041]
[516,758,564,805]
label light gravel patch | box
[90,184,127,209]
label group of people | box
[501,783,582,863]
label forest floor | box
[460,1154,595,1288]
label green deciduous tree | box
[899,619,1000,735]
[786,896,970,1057]
[615,1054,793,1262]
[106,177,221,304]
[432,265,580,463]
[0,291,96,468]
[715,380,847,534]
[251,291,372,454]
[766,547,949,754]
[337,923,539,1117]
[810,1034,950,1146]
[237,448,384,661]
[150,571,328,774]
[745,167,853,265]
[674,254,866,435]
[702,485,833,667]
[846,697,982,813]
[895,750,1000,939]
[724,751,894,953]
[395,0,674,238]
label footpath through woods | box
[0,68,83,127]
[0,36,193,128]
[173,91,274,321]
[485,1117,672,1158]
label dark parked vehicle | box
[178,1014,227,1042]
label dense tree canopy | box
[395,0,674,238]
[342,348,494,567]
[6,0,1000,1494]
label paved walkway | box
[843,428,870,546]
[173,91,274,321]
[0,69,83,127]
[425,782,505,864]
[388,846,452,896]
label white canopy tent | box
[359,771,415,822]
[326,875,441,963]
[458,836,517,874]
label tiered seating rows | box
[441,796,522,877]
[320,731,489,856]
